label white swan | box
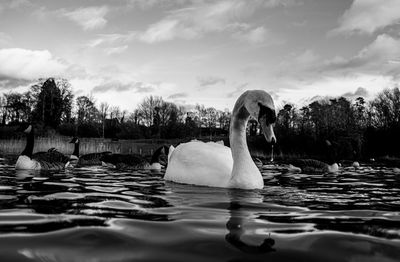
[164,90,277,189]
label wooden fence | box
[0,136,174,156]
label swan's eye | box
[258,103,276,124]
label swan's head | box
[243,90,277,143]
[69,137,79,144]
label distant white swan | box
[164,90,277,189]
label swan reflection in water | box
[225,190,276,253]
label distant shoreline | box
[0,135,277,160]
[0,136,181,157]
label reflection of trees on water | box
[226,190,275,254]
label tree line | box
[1,77,400,160]
[0,78,231,140]
[274,89,400,160]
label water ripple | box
[0,161,400,261]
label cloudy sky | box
[1,0,400,110]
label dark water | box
[0,158,399,262]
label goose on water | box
[164,90,277,189]
[283,140,339,174]
[69,137,112,166]
[15,124,69,170]
[284,159,339,173]
[100,145,169,170]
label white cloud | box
[275,34,400,86]
[125,0,298,10]
[92,80,155,93]
[342,87,369,99]
[63,6,109,31]
[104,45,128,55]
[0,47,174,110]
[278,74,396,106]
[197,76,226,87]
[139,19,195,42]
[232,26,267,44]
[83,79,177,110]
[323,34,400,77]
[137,0,286,43]
[332,0,400,35]
[125,0,192,10]
[83,1,291,45]
[168,92,188,99]
[0,48,68,80]
[87,33,136,48]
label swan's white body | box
[164,90,276,189]
[165,141,234,187]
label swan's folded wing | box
[165,141,233,187]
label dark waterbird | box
[283,140,339,173]
[69,137,112,166]
[100,145,169,170]
[15,124,69,171]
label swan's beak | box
[259,117,276,144]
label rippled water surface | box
[0,158,400,262]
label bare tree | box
[0,95,6,125]
[99,102,109,138]
[137,96,163,127]
[76,95,98,124]
[370,88,400,128]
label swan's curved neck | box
[229,100,263,189]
